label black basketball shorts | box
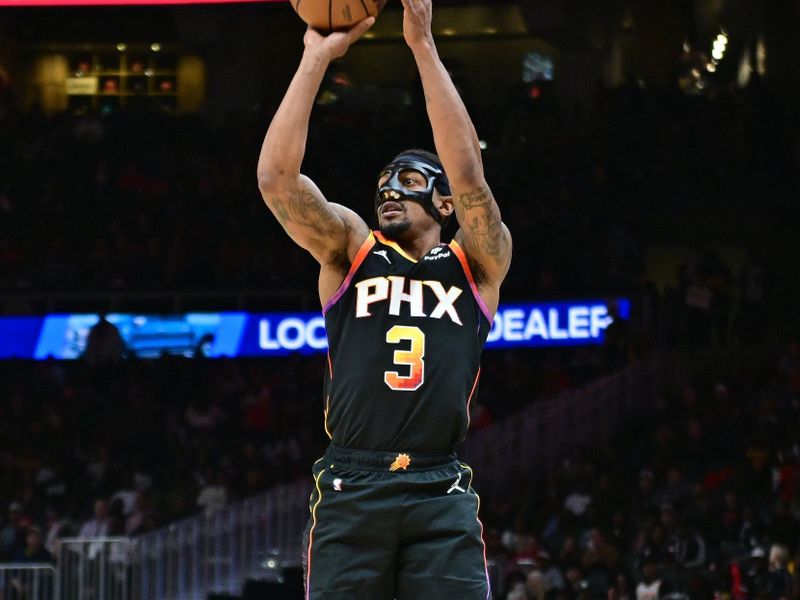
[302,445,491,600]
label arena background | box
[1,0,799,598]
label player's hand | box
[304,17,375,62]
[400,0,433,50]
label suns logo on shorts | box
[389,453,412,472]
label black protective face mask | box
[375,157,451,224]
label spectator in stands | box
[603,301,633,369]
[671,519,707,570]
[125,492,153,536]
[635,558,662,600]
[43,506,73,558]
[185,395,226,432]
[609,511,632,557]
[505,581,527,600]
[110,474,138,518]
[536,550,565,592]
[582,527,620,592]
[511,533,542,572]
[78,498,110,538]
[744,546,772,599]
[680,419,707,478]
[681,252,714,348]
[564,485,593,520]
[11,526,52,563]
[196,468,229,516]
[634,469,657,511]
[565,564,589,599]
[107,497,126,536]
[653,467,693,509]
[608,572,634,600]
[560,534,583,570]
[766,544,794,600]
[83,314,125,367]
[85,446,115,495]
[695,248,735,347]
[0,502,26,559]
[526,569,547,600]
[659,503,679,540]
[736,505,763,558]
[637,521,673,573]
[766,500,800,557]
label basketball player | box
[257,0,511,597]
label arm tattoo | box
[268,189,340,237]
[269,197,291,226]
[457,185,508,264]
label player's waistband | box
[325,444,458,472]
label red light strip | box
[0,0,285,5]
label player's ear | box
[434,193,454,218]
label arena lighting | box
[116,42,126,51]
[710,30,728,63]
[0,300,631,359]
[150,42,161,52]
[0,0,283,6]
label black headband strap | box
[388,155,451,197]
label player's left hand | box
[400,0,433,50]
[304,17,375,62]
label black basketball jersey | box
[322,231,493,453]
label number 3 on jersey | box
[384,325,425,391]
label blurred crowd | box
[0,72,794,341]
[1,36,799,600]
[482,343,800,600]
[2,327,800,600]
[0,355,322,563]
[0,338,612,565]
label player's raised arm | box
[256,19,374,265]
[401,0,512,289]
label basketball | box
[291,0,386,32]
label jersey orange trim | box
[460,463,492,599]
[373,230,418,263]
[465,367,481,430]
[449,240,494,324]
[322,232,376,315]
[306,467,327,600]
[323,395,333,440]
[324,352,334,439]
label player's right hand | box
[400,0,433,50]
[304,17,375,62]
